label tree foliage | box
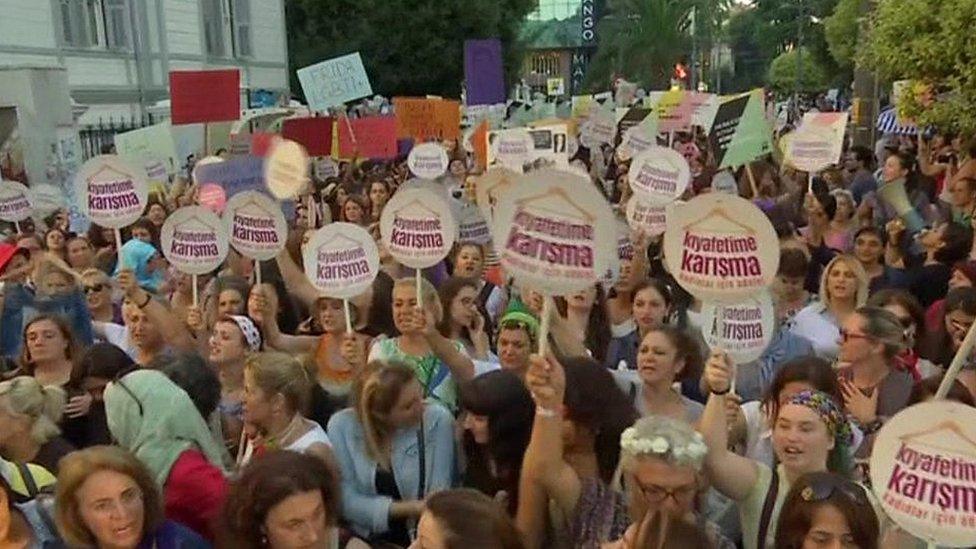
[858,0,976,134]
[823,0,859,71]
[285,0,536,99]
[767,48,831,93]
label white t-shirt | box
[788,302,840,360]
[92,321,139,361]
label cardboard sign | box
[265,139,309,199]
[75,155,149,229]
[701,291,775,363]
[303,222,380,299]
[337,116,398,160]
[786,112,849,173]
[297,52,373,112]
[492,168,616,295]
[407,143,449,179]
[628,146,690,205]
[193,155,264,198]
[394,98,461,141]
[664,193,779,304]
[169,70,241,125]
[708,89,773,169]
[380,187,456,269]
[114,123,180,174]
[281,117,334,157]
[625,197,669,237]
[0,180,34,222]
[870,401,976,547]
[223,191,287,261]
[465,39,506,106]
[160,206,230,275]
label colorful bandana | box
[228,315,262,352]
[787,390,853,446]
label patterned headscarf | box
[787,390,853,446]
[227,315,262,352]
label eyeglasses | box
[83,283,106,294]
[839,328,873,343]
[634,481,698,504]
[799,477,870,506]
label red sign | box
[393,98,461,142]
[169,70,241,125]
[337,117,398,160]
[281,117,334,157]
[249,132,277,157]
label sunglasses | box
[799,477,870,506]
[83,283,106,294]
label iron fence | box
[77,114,157,160]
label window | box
[230,0,252,57]
[202,0,226,57]
[530,53,561,76]
[58,0,130,49]
[527,0,581,21]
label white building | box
[0,0,290,124]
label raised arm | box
[118,269,195,352]
[699,351,761,501]
[253,288,318,354]
[275,247,320,310]
[408,305,476,382]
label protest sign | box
[337,116,398,160]
[160,206,230,275]
[475,167,519,225]
[547,78,565,97]
[224,191,288,261]
[786,112,849,173]
[281,117,334,157]
[380,187,457,269]
[617,113,660,161]
[488,129,534,172]
[75,155,149,229]
[701,291,775,363]
[193,155,264,198]
[169,70,241,125]
[628,146,690,205]
[265,139,309,199]
[711,171,739,194]
[303,222,380,299]
[581,106,616,146]
[297,52,373,112]
[869,401,976,547]
[114,123,180,174]
[197,184,227,214]
[664,193,779,304]
[492,168,616,296]
[457,203,492,245]
[625,197,669,237]
[602,221,632,287]
[407,143,449,179]
[708,89,773,169]
[464,39,506,106]
[394,98,461,141]
[313,157,339,181]
[527,125,569,168]
[0,180,34,223]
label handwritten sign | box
[169,70,241,125]
[380,187,456,269]
[394,98,461,141]
[870,401,976,547]
[663,193,779,304]
[0,181,34,222]
[223,191,287,261]
[265,139,309,199]
[625,197,669,237]
[303,222,380,299]
[75,155,149,229]
[114,122,180,174]
[407,143,449,179]
[160,206,230,275]
[627,146,690,205]
[297,53,373,112]
[492,168,616,295]
[701,291,775,363]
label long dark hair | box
[562,356,639,483]
[920,287,976,367]
[774,472,879,549]
[459,371,534,515]
[556,284,612,365]
[762,356,843,421]
[436,276,480,342]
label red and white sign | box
[75,155,149,229]
[303,222,380,299]
[223,191,287,261]
[380,187,456,269]
[160,206,230,275]
[663,193,779,304]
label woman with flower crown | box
[699,350,874,549]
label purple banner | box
[464,39,506,106]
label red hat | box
[0,243,29,275]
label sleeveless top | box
[286,422,332,453]
[315,334,358,397]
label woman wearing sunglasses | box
[774,472,879,549]
[80,268,121,324]
[701,351,857,549]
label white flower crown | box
[620,427,709,463]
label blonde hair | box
[352,361,417,469]
[819,255,869,308]
[55,446,163,547]
[79,268,110,285]
[393,276,443,324]
[0,376,65,445]
[244,351,312,415]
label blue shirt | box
[736,327,815,402]
[1,284,93,359]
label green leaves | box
[767,48,832,93]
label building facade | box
[0,0,289,124]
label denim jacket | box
[327,404,455,538]
[1,284,93,359]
